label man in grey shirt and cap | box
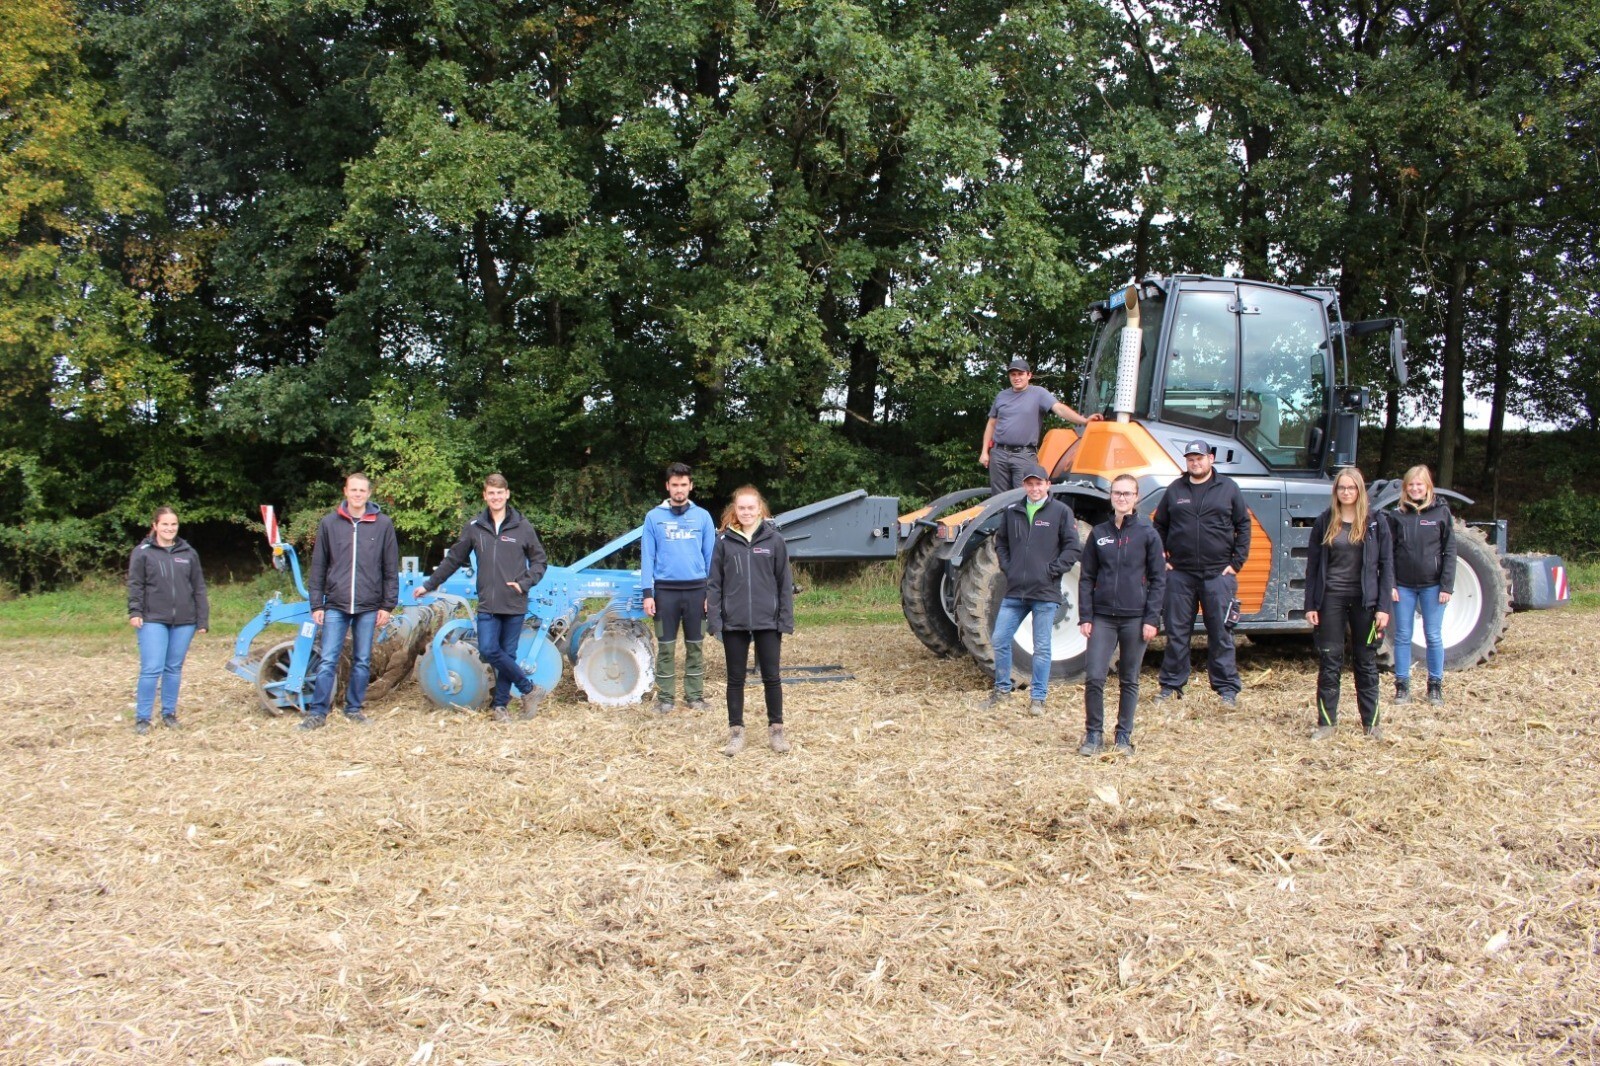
[980,357,1100,497]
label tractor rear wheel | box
[1384,521,1510,672]
[900,535,962,658]
[954,527,1091,684]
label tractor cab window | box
[1085,298,1160,417]
[1159,285,1330,470]
[1238,287,1327,470]
[1160,290,1236,433]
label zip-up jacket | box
[421,506,548,616]
[707,520,794,635]
[307,502,400,614]
[127,536,209,629]
[1079,514,1166,624]
[994,496,1082,604]
[1387,500,1457,593]
[641,500,716,597]
[1304,510,1396,614]
[1152,473,1252,578]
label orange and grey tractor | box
[775,275,1570,684]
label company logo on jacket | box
[1033,519,1053,528]
[1096,535,1118,547]
[499,535,516,542]
[753,547,773,555]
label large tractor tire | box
[900,535,963,658]
[1383,521,1510,672]
[953,523,1092,684]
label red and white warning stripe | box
[1554,564,1569,602]
[260,504,280,547]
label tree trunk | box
[844,265,890,442]
[1380,386,1399,476]
[1436,258,1471,487]
[1484,283,1513,516]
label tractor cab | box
[1081,276,1347,476]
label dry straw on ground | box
[1,611,1597,1064]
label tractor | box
[774,275,1570,684]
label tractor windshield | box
[1085,298,1160,417]
[1158,284,1329,470]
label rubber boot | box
[653,632,677,709]
[1427,677,1443,705]
[683,639,705,707]
[1393,677,1411,704]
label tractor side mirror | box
[1390,325,1408,386]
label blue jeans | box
[308,608,378,718]
[476,611,533,707]
[991,597,1059,701]
[1394,585,1446,682]
[135,622,197,722]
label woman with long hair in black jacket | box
[1387,465,1456,706]
[127,507,209,734]
[708,486,794,757]
[1304,468,1394,741]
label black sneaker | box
[297,715,327,731]
[983,690,1012,709]
[1155,686,1182,702]
[1115,738,1136,756]
[1393,678,1412,704]
[1076,734,1104,757]
[161,716,181,730]
[134,720,151,735]
[1426,678,1443,705]
[1218,691,1239,709]
[344,711,370,725]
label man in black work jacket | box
[415,473,549,722]
[303,472,400,729]
[1153,439,1252,707]
[984,464,1082,716]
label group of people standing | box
[976,361,1457,752]
[126,402,1455,754]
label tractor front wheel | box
[900,535,963,659]
[1383,521,1510,672]
[954,529,1091,685]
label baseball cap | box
[1021,464,1050,482]
[1007,357,1031,373]
[1182,439,1211,457]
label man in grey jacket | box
[302,472,400,730]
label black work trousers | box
[1158,569,1240,696]
[1314,587,1381,729]
[723,629,783,727]
[1084,615,1147,743]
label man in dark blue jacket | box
[302,472,400,729]
[1153,439,1252,707]
[414,473,549,721]
[984,464,1082,715]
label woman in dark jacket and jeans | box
[1076,474,1166,756]
[1305,468,1394,741]
[127,507,209,734]
[1387,465,1456,706]
[708,486,794,757]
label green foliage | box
[0,515,116,591]
[351,380,471,546]
[1519,487,1600,562]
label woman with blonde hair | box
[707,486,794,756]
[1304,468,1394,741]
[1386,465,1456,705]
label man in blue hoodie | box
[641,462,716,714]
[302,472,400,730]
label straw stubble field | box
[1,612,1597,1065]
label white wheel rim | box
[1012,566,1088,662]
[1433,560,1484,652]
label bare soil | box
[1,612,1596,1064]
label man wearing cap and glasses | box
[983,463,1083,716]
[980,357,1101,498]
[1152,439,1252,707]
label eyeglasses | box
[1110,491,1138,498]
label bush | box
[0,517,118,592]
[1518,486,1600,561]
